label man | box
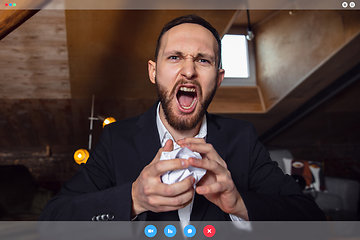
[39,15,326,221]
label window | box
[220,33,256,86]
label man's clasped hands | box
[131,138,249,220]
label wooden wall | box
[0,10,70,99]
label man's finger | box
[150,158,189,176]
[177,138,206,146]
[154,177,195,197]
[189,157,226,175]
[184,142,213,155]
[177,139,226,167]
[147,188,195,209]
[196,181,227,195]
[163,139,174,152]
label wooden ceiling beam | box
[0,10,41,41]
[0,0,52,41]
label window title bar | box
[0,0,359,10]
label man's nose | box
[180,59,197,80]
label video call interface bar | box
[0,0,359,10]
[0,221,360,240]
[1,221,360,239]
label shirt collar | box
[156,102,207,148]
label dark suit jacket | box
[39,102,326,221]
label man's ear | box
[216,69,225,88]
[148,60,156,84]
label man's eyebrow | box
[196,53,215,63]
[163,50,183,56]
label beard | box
[155,77,217,131]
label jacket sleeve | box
[38,126,134,221]
[238,124,326,220]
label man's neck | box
[159,103,201,142]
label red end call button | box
[203,225,216,237]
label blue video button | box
[145,225,157,238]
[164,225,177,237]
[184,225,196,237]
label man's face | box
[148,23,224,131]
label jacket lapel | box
[133,102,161,167]
[206,113,227,161]
[191,113,227,220]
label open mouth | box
[176,85,198,112]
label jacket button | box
[106,213,115,220]
[101,214,108,221]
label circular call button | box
[184,225,196,237]
[145,225,157,238]
[164,225,177,237]
[203,225,216,238]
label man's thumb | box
[153,139,173,163]
[163,139,174,152]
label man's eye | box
[199,59,210,64]
[169,56,179,60]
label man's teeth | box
[181,98,196,109]
[180,87,196,92]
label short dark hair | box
[155,14,222,68]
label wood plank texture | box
[0,10,70,99]
[255,10,360,110]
